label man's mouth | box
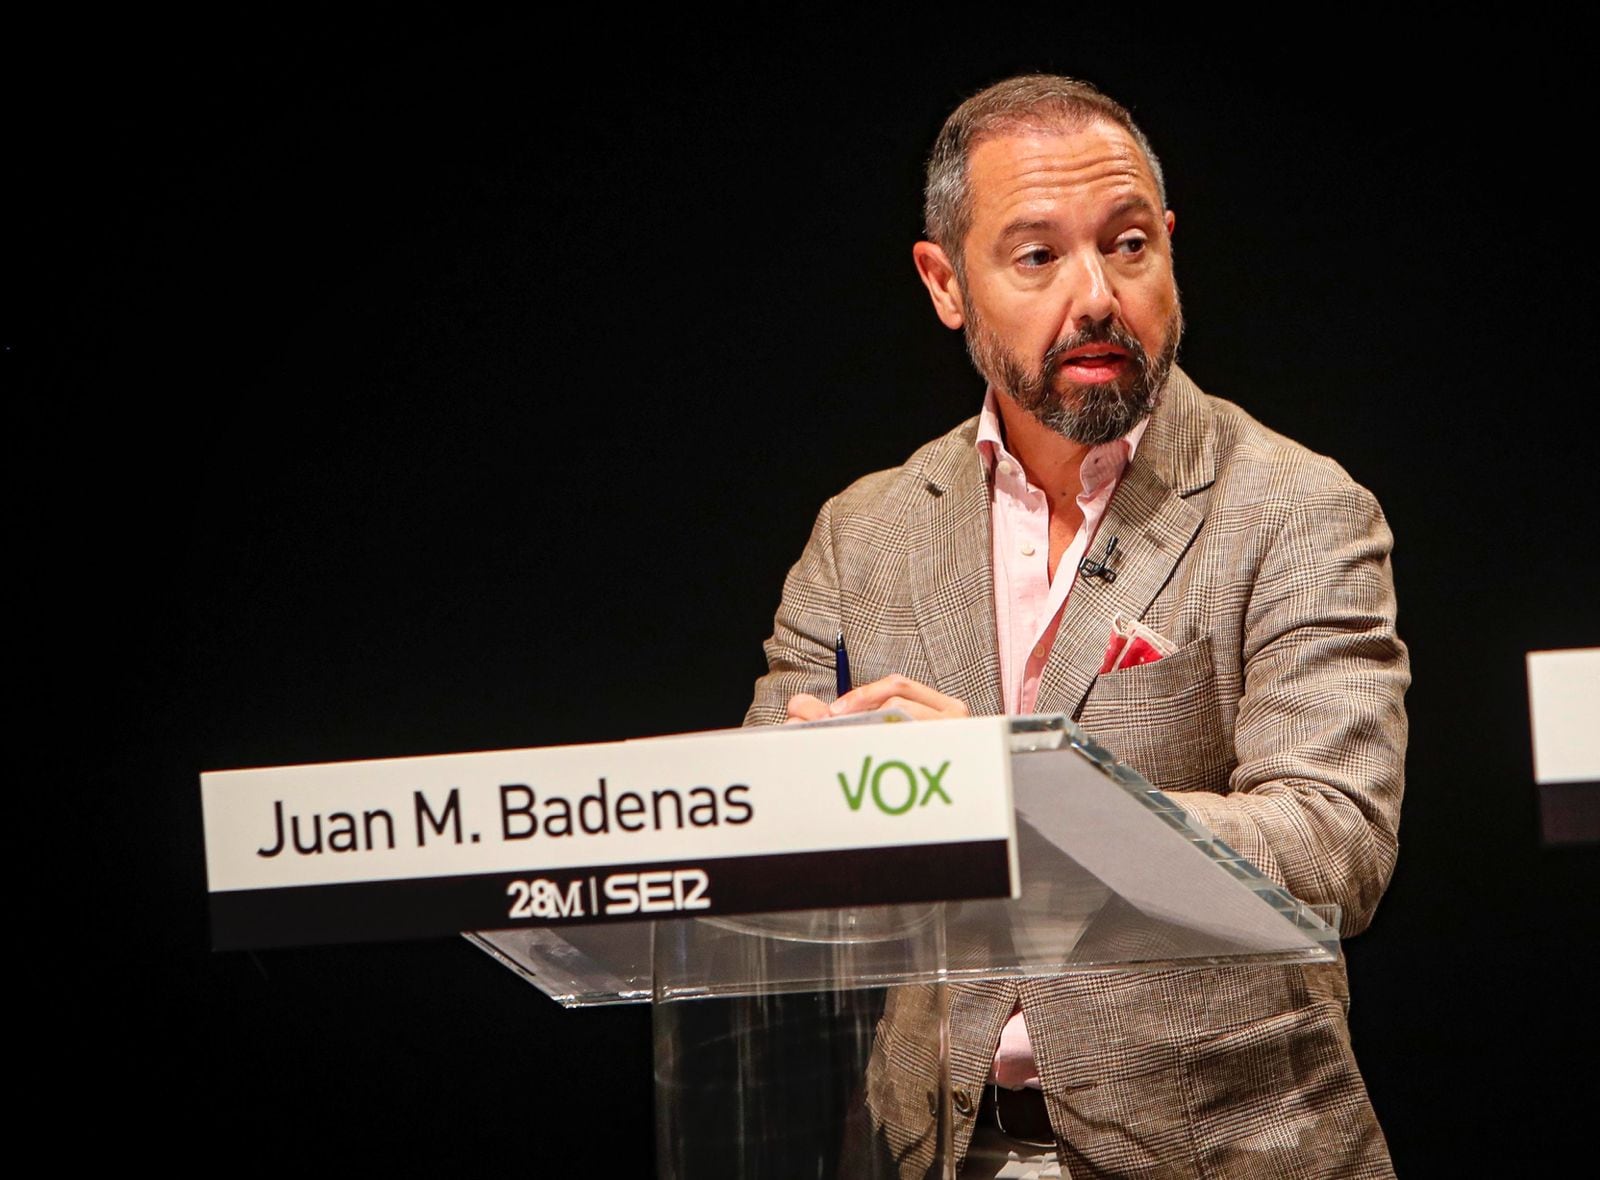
[1055,344,1132,383]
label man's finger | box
[830,674,969,719]
[785,693,831,722]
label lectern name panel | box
[201,717,1018,949]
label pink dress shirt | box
[976,388,1147,1089]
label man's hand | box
[785,674,972,722]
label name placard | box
[201,716,1018,949]
[1527,648,1600,784]
[1527,648,1600,844]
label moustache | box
[1043,320,1148,372]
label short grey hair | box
[923,75,1167,273]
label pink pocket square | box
[1099,614,1177,674]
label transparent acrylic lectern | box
[468,716,1340,1179]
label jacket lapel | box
[1034,370,1215,718]
[908,423,1006,716]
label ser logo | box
[506,869,713,920]
[604,868,711,915]
[837,757,952,815]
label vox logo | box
[837,757,952,815]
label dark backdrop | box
[15,20,1596,1172]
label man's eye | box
[1016,247,1055,269]
[1115,235,1148,257]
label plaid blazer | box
[746,368,1408,1178]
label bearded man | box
[745,75,1408,1178]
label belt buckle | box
[986,1084,1055,1147]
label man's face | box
[950,122,1181,445]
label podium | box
[468,716,1340,1178]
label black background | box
[14,19,1597,1172]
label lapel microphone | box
[1078,535,1120,584]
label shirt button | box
[998,460,1014,476]
[1020,543,1036,557]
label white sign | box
[1527,648,1600,784]
[201,717,1018,949]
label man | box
[746,76,1407,1178]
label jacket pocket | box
[1180,993,1384,1177]
[1076,635,1233,795]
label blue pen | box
[835,630,852,698]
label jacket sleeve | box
[1176,478,1409,937]
[744,496,844,727]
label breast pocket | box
[1075,635,1233,796]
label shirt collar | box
[976,387,1149,498]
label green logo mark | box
[837,757,952,815]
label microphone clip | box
[1078,535,1120,584]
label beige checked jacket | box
[746,369,1408,1178]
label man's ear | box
[912,241,965,329]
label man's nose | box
[1064,251,1117,327]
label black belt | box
[977,1084,1054,1144]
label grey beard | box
[967,301,1183,446]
